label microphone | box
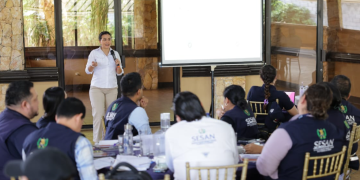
[110,50,120,67]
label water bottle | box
[123,124,134,155]
[299,82,305,97]
[160,113,170,131]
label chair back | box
[302,146,347,180]
[99,173,106,180]
[102,116,106,135]
[248,99,279,126]
[164,174,171,180]
[185,159,248,180]
[343,123,360,179]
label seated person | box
[36,87,66,128]
[323,82,357,174]
[247,65,298,131]
[323,82,350,140]
[218,85,259,139]
[256,83,346,180]
[0,81,38,180]
[104,72,151,139]
[165,92,238,180]
[4,147,76,180]
[331,75,360,125]
[23,98,97,180]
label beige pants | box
[89,86,118,143]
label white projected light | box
[161,0,263,66]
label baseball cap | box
[4,147,76,180]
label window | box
[270,0,317,93]
[23,0,56,67]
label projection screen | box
[160,0,263,66]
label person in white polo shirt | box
[165,92,238,180]
[85,31,124,143]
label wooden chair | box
[185,159,249,180]
[102,116,106,135]
[99,173,106,180]
[164,174,171,180]
[248,99,279,126]
[302,146,347,180]
[343,123,360,179]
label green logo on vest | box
[244,109,250,116]
[344,120,350,129]
[199,129,206,134]
[317,129,327,140]
[339,105,348,114]
[112,103,118,111]
[37,138,48,149]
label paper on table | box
[113,155,151,171]
[94,157,115,170]
[98,140,118,147]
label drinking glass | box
[118,135,123,154]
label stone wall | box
[214,77,246,112]
[0,0,24,71]
[0,84,9,112]
[136,58,158,89]
[134,0,158,89]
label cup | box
[160,113,170,130]
[141,134,153,156]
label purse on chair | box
[105,162,153,180]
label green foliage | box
[23,0,54,47]
[91,0,109,41]
[271,0,316,25]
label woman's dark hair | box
[223,85,248,110]
[43,87,66,120]
[260,65,276,109]
[321,82,342,109]
[330,75,351,99]
[98,31,111,41]
[173,91,206,122]
[303,83,333,120]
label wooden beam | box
[323,0,342,81]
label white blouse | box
[85,47,124,88]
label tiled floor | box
[67,87,174,125]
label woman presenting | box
[85,31,124,143]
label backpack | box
[105,162,153,180]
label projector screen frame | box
[159,0,264,67]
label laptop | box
[285,92,296,104]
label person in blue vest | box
[104,72,152,140]
[36,87,66,128]
[322,82,350,141]
[330,76,360,172]
[0,81,39,180]
[247,65,298,132]
[322,82,357,175]
[218,85,259,139]
[331,75,360,126]
[257,83,346,180]
[22,97,97,180]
